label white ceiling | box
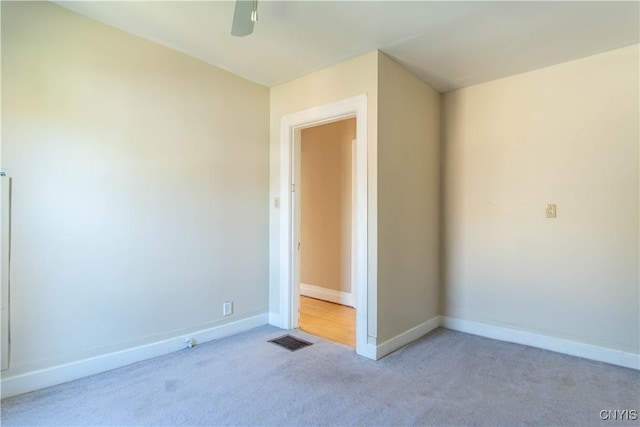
[54,1,639,92]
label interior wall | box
[269,51,378,337]
[300,119,355,295]
[4,0,635,377]
[441,44,639,354]
[376,53,441,343]
[1,1,269,377]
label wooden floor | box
[299,296,356,348]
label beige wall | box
[376,53,441,343]
[441,45,639,353]
[5,0,634,374]
[1,1,269,377]
[300,119,355,294]
[269,51,378,337]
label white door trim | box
[278,94,370,358]
[350,138,357,310]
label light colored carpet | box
[1,326,638,426]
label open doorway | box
[298,119,356,347]
[277,94,372,358]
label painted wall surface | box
[300,119,355,294]
[376,53,441,343]
[441,45,639,353]
[269,51,378,337]
[1,2,269,377]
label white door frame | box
[278,95,369,357]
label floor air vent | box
[268,335,313,352]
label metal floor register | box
[268,335,313,352]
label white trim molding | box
[300,283,354,307]
[0,313,268,399]
[358,342,378,360]
[441,316,640,370]
[374,316,441,360]
[278,94,372,360]
[268,312,281,328]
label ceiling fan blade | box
[231,0,254,37]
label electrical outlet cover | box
[545,204,557,218]
[223,301,233,316]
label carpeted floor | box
[1,326,638,426]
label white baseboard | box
[268,312,282,328]
[356,342,378,360]
[0,313,269,399]
[441,316,640,370]
[300,283,354,307]
[374,316,441,360]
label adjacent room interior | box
[299,118,357,348]
[0,1,638,425]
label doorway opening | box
[298,119,356,347]
[278,94,371,358]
